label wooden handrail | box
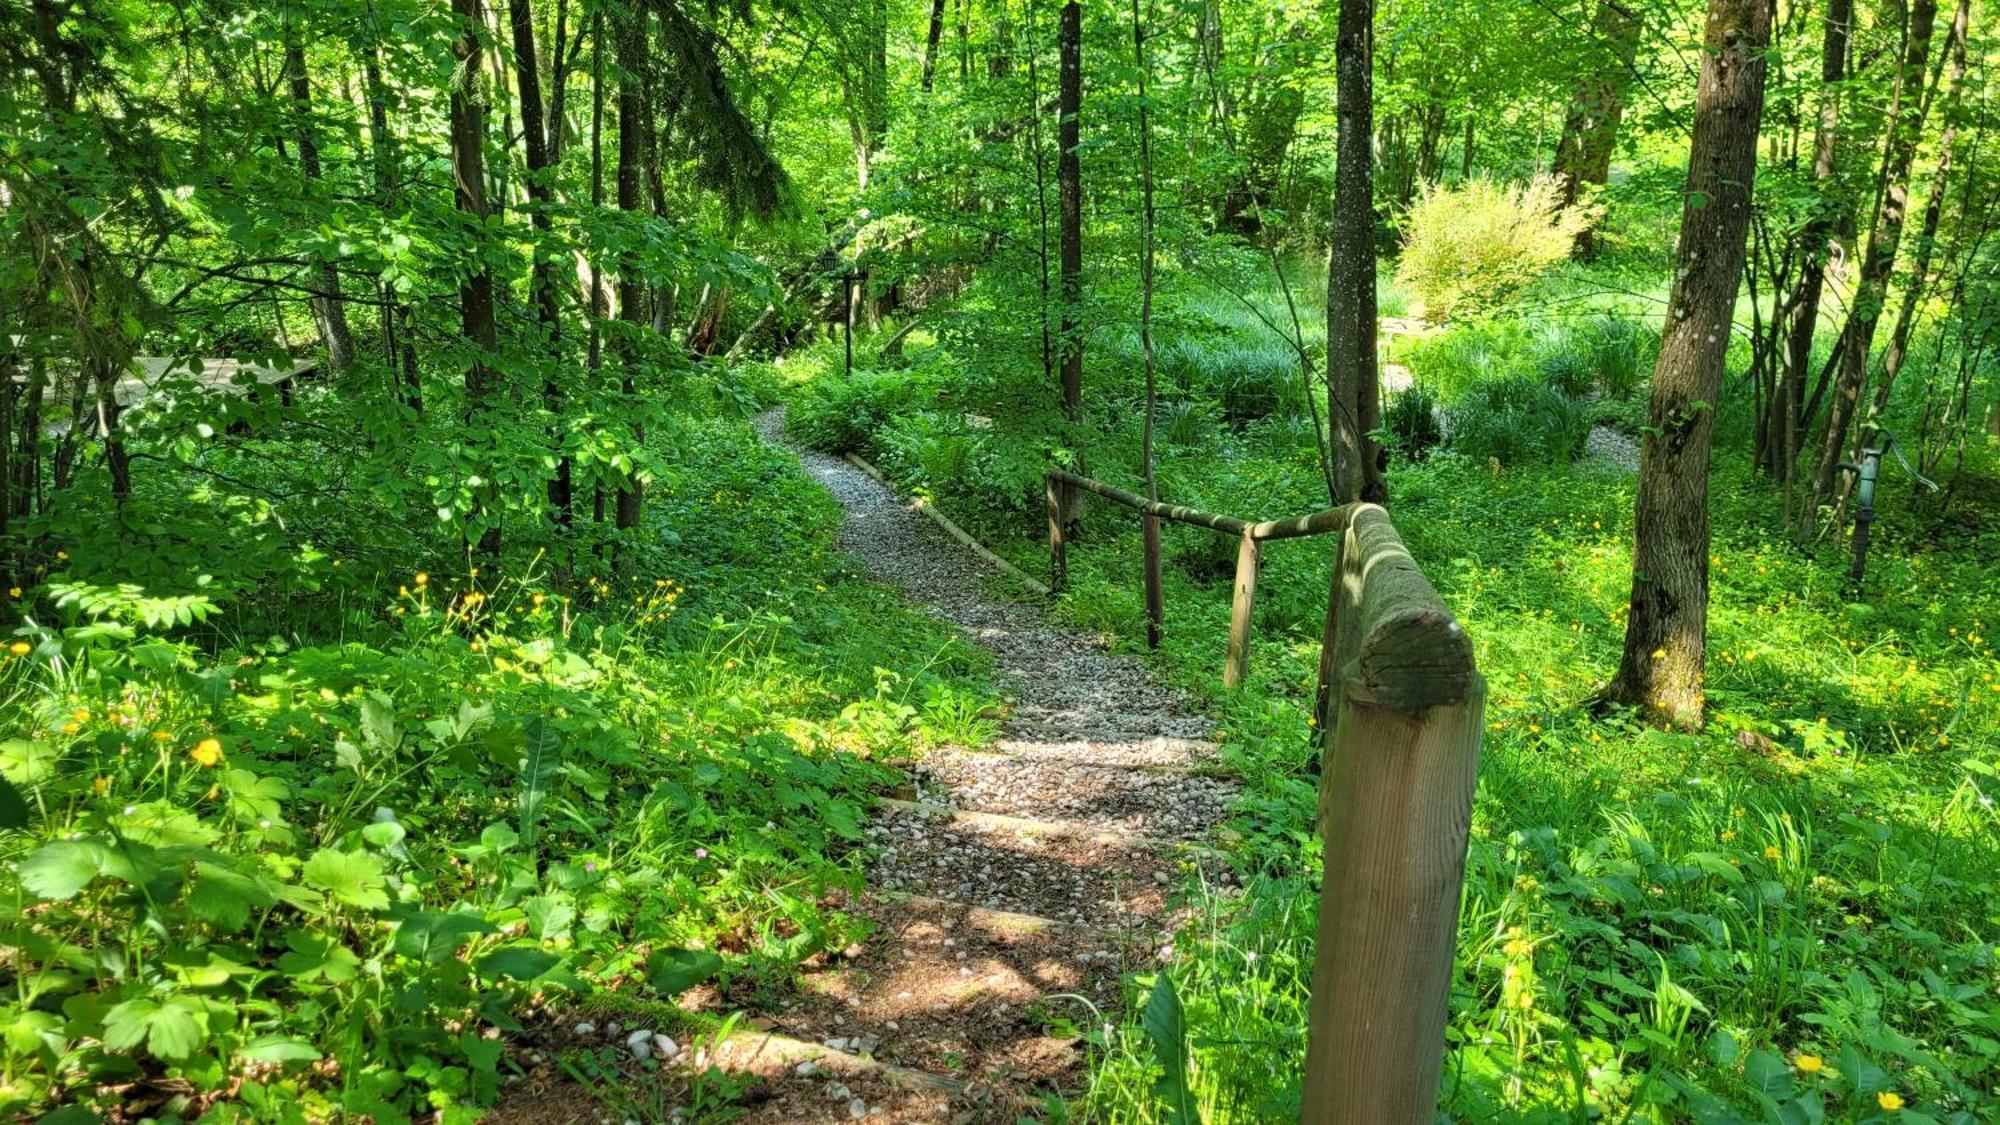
[1302,503,1482,1124]
[1043,467,1352,687]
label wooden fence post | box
[1141,514,1163,649]
[1045,473,1067,593]
[1301,504,1482,1125]
[1222,530,1259,688]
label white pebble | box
[653,1033,678,1058]
[625,1029,654,1060]
[574,1021,597,1036]
[849,1098,868,1119]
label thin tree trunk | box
[1027,0,1054,393]
[1056,0,1085,527]
[451,0,501,554]
[1774,0,1852,513]
[1800,0,1939,537]
[286,35,355,371]
[509,0,572,525]
[1134,0,1162,650]
[1867,0,1969,426]
[1326,0,1384,505]
[614,2,647,533]
[922,0,947,92]
[1601,0,1770,730]
[361,44,421,413]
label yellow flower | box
[189,738,224,767]
[1721,829,1737,842]
[1794,1054,1822,1074]
[71,708,90,723]
[7,641,28,657]
[151,729,172,741]
[1503,937,1533,957]
[1651,648,1667,660]
[6,587,18,598]
[414,572,429,587]
[93,775,111,795]
[61,722,79,734]
[1877,1091,1904,1111]
[1764,845,1781,859]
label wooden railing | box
[1043,468,1349,688]
[1042,469,1483,1121]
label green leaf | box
[276,930,359,983]
[0,773,28,830]
[187,860,276,931]
[301,848,389,911]
[239,1035,323,1064]
[359,692,399,750]
[0,739,57,785]
[102,996,205,1060]
[18,839,125,900]
[646,947,723,997]
[478,945,561,982]
[1141,973,1199,1125]
[1743,1049,1793,1099]
[391,908,497,962]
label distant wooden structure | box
[16,351,320,436]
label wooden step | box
[874,796,1176,850]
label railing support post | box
[1222,530,1259,688]
[1302,679,1483,1123]
[1141,514,1164,649]
[1045,473,1067,593]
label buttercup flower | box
[7,642,28,657]
[1794,1054,1822,1074]
[190,737,224,767]
[1877,1091,1903,1111]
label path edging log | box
[841,451,1053,597]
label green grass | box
[0,417,997,1119]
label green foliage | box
[1445,378,1592,467]
[788,366,944,454]
[1383,384,1445,461]
[1396,176,1600,322]
[0,421,995,1119]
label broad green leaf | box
[391,908,497,962]
[646,947,723,996]
[187,860,276,931]
[102,996,204,1060]
[478,945,561,982]
[1141,973,1199,1125]
[18,839,125,900]
[239,1035,323,1064]
[0,773,28,830]
[301,848,389,911]
[277,930,359,983]
[0,739,56,785]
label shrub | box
[1395,176,1599,322]
[1384,384,1444,461]
[1445,378,1590,466]
[786,367,940,454]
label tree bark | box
[1601,0,1770,730]
[1550,0,1642,253]
[450,0,502,554]
[1771,0,1852,506]
[361,43,421,412]
[509,0,572,524]
[614,1,647,533]
[1056,0,1085,525]
[1800,0,1939,537]
[1326,0,1384,505]
[285,36,355,371]
[1867,0,1969,426]
[921,0,947,92]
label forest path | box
[702,408,1236,1121]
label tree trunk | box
[1326,0,1384,505]
[1550,0,1642,253]
[1867,0,1969,426]
[1800,0,1939,537]
[1056,0,1085,526]
[1772,0,1852,506]
[922,0,947,92]
[1601,0,1770,730]
[286,36,355,371]
[615,2,647,533]
[509,0,572,525]
[451,0,502,553]
[361,44,421,413]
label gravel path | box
[740,408,1235,1120]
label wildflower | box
[93,776,110,795]
[61,722,79,734]
[1721,829,1737,842]
[189,738,224,767]
[694,847,708,859]
[1513,874,1539,894]
[72,708,90,723]
[1503,937,1533,958]
[1651,648,1666,660]
[6,587,18,598]
[1764,845,1781,859]
[7,641,28,657]
[414,572,429,587]
[1794,1054,1822,1074]
[1877,1091,1904,1111]
[151,729,171,741]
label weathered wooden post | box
[1222,529,1260,688]
[1045,473,1067,593]
[1302,505,1482,1125]
[1141,514,1164,649]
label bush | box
[1395,176,1599,322]
[1445,378,1590,466]
[786,367,941,454]
[1384,384,1444,461]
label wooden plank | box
[1046,468,1251,537]
[1046,473,1068,592]
[1141,513,1163,649]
